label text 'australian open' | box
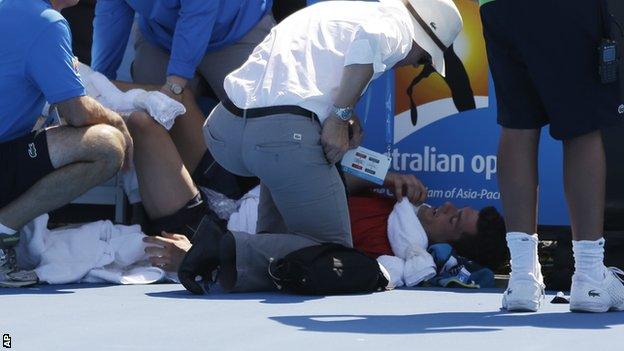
[391,147,497,180]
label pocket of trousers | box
[254,141,301,153]
[204,125,226,146]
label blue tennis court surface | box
[2,284,623,351]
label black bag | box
[268,243,389,295]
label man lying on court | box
[0,0,132,277]
[139,170,507,291]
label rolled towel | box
[133,90,186,130]
[403,246,436,287]
[387,198,429,260]
[377,255,405,288]
[78,62,186,130]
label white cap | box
[401,0,463,77]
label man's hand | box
[321,115,350,164]
[143,232,192,272]
[384,172,428,204]
[160,75,188,102]
[349,115,364,149]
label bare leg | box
[112,81,208,174]
[0,124,125,229]
[169,90,208,173]
[563,130,605,241]
[126,111,198,219]
[497,128,541,234]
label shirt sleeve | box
[91,0,135,79]
[25,20,86,104]
[344,17,413,75]
[166,0,220,79]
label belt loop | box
[243,108,248,127]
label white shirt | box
[224,0,415,124]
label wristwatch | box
[332,106,354,122]
[165,80,184,95]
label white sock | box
[0,222,17,236]
[572,238,605,282]
[507,232,540,279]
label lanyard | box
[385,73,394,156]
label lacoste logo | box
[27,143,37,159]
[588,290,601,298]
[430,22,437,30]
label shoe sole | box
[503,300,540,312]
[570,303,624,313]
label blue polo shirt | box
[0,0,85,143]
[92,0,273,80]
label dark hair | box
[453,206,508,271]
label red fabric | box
[349,196,395,258]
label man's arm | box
[345,171,428,204]
[321,64,373,163]
[56,96,133,167]
[91,0,135,79]
[161,0,220,96]
[112,80,160,93]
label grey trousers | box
[131,15,275,102]
[205,104,352,292]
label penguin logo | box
[430,22,437,30]
[28,143,37,159]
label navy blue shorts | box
[0,130,54,208]
[480,0,623,140]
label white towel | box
[227,186,261,234]
[387,199,429,258]
[77,63,186,130]
[376,255,405,288]
[403,247,436,286]
[386,199,436,287]
[15,215,166,285]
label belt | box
[221,97,320,123]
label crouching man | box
[0,0,132,275]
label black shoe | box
[148,193,226,242]
[178,215,225,294]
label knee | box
[126,111,160,136]
[87,124,126,174]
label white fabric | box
[387,199,429,257]
[15,215,166,285]
[77,62,186,130]
[573,238,606,282]
[224,0,414,124]
[121,169,142,204]
[227,186,261,234]
[376,255,405,288]
[507,232,542,281]
[202,187,239,221]
[385,199,436,287]
[403,247,436,286]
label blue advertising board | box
[309,0,569,225]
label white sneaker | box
[502,272,545,312]
[0,248,16,278]
[570,267,624,313]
